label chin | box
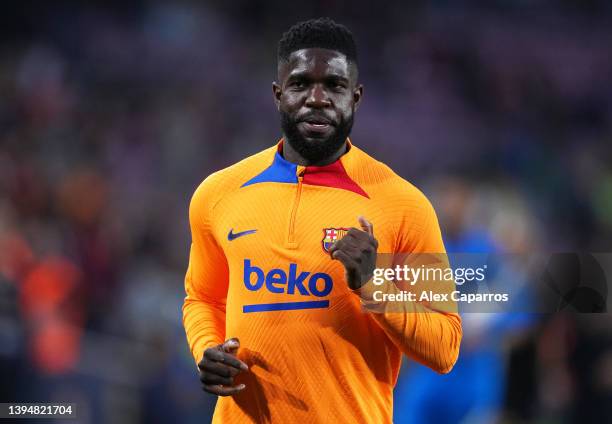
[299,131,335,144]
[303,136,332,144]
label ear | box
[272,82,282,111]
[353,84,363,112]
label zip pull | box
[296,166,306,180]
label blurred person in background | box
[394,177,537,424]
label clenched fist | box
[328,216,378,290]
[198,338,249,396]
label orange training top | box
[183,139,462,423]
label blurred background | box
[1,1,612,423]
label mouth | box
[298,117,334,135]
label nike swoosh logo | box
[228,228,257,241]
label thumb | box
[222,338,240,354]
[358,216,373,236]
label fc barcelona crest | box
[322,228,349,253]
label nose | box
[305,84,331,108]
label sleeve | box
[359,192,462,374]
[182,180,230,365]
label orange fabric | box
[183,139,462,423]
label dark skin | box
[198,338,248,396]
[199,48,378,397]
[274,47,362,166]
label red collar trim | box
[276,139,368,198]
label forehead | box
[280,48,352,80]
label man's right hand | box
[198,337,249,396]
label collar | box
[241,138,368,198]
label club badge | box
[322,228,349,253]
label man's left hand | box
[328,216,378,290]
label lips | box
[303,118,332,125]
[299,114,334,126]
[299,121,333,135]
[297,115,335,136]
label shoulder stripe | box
[303,160,369,198]
[241,152,298,187]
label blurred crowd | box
[1,1,611,423]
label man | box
[183,17,461,423]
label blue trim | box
[243,300,330,313]
[241,152,298,187]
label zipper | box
[287,167,305,248]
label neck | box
[282,139,347,166]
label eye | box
[289,80,307,90]
[329,81,347,91]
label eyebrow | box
[286,71,349,83]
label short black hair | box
[278,18,357,65]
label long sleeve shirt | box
[183,139,462,423]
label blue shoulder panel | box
[241,152,298,187]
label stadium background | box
[1,1,611,422]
